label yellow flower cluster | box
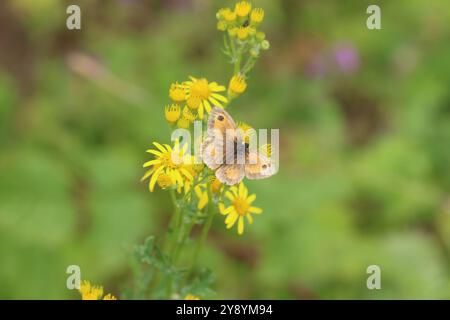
[142,1,272,237]
[166,77,228,124]
[141,140,264,235]
[216,1,269,55]
[79,280,117,300]
[229,75,247,97]
[220,182,262,235]
[142,141,203,193]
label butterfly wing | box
[207,106,237,137]
[244,151,277,180]
[203,106,237,170]
[215,164,245,185]
[201,136,222,170]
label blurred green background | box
[1,0,450,299]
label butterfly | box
[201,106,277,185]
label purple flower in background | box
[333,43,360,74]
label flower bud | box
[261,40,270,50]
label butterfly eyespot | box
[262,164,267,169]
[217,115,224,121]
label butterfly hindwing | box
[216,164,245,185]
[244,152,276,180]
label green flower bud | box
[250,48,259,57]
[256,31,266,41]
[261,40,270,50]
[228,27,238,37]
[217,21,227,31]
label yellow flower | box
[235,1,252,18]
[177,159,198,195]
[194,177,223,210]
[237,27,250,40]
[182,106,197,123]
[177,117,190,129]
[229,75,247,95]
[211,177,224,194]
[217,21,227,31]
[218,8,236,22]
[169,82,186,102]
[182,77,228,120]
[157,172,174,189]
[220,182,262,235]
[195,184,209,210]
[79,280,117,300]
[165,104,181,123]
[250,8,264,24]
[185,294,200,300]
[237,121,252,132]
[142,142,193,192]
[228,27,238,37]
[187,95,201,109]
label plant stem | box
[234,53,242,75]
[186,188,216,280]
[169,189,183,259]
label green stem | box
[234,53,242,75]
[186,188,216,280]
[168,189,183,259]
[149,188,180,298]
[164,189,184,297]
[242,56,256,76]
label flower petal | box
[230,186,238,196]
[247,194,256,204]
[209,83,226,92]
[225,191,235,201]
[237,216,244,235]
[238,182,245,197]
[149,166,164,192]
[246,213,253,224]
[204,99,212,113]
[194,185,203,198]
[180,167,193,180]
[198,103,204,120]
[146,149,162,157]
[143,159,161,168]
[219,203,232,215]
[249,206,262,214]
[225,211,238,227]
[173,169,184,186]
[211,93,228,103]
[198,193,208,210]
[153,142,167,153]
[208,96,223,108]
[141,168,155,181]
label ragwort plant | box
[136,1,271,299]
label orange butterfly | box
[202,107,277,185]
